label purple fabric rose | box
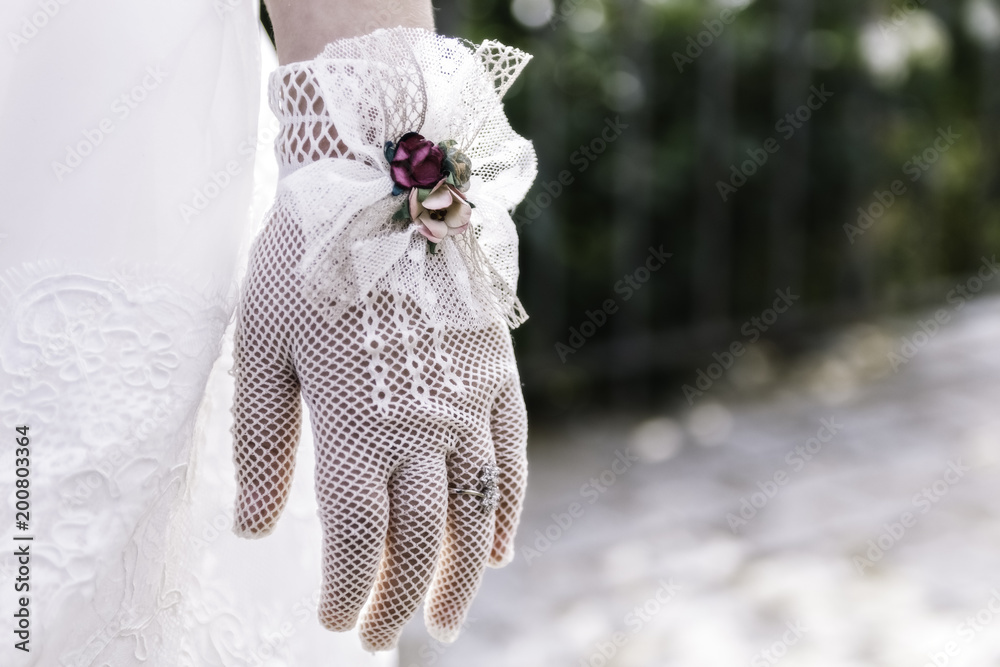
[390,132,444,189]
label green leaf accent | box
[438,140,472,191]
[428,240,438,254]
[416,187,432,203]
[391,203,411,224]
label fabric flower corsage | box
[386,133,475,252]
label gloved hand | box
[229,27,534,651]
[230,208,528,650]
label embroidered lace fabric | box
[268,27,537,331]
[230,28,534,651]
[0,3,387,665]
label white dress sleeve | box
[0,1,393,664]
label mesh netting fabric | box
[230,27,533,652]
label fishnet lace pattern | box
[266,27,537,330]
[232,28,533,651]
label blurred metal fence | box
[261,0,1000,414]
[441,0,1000,414]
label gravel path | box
[399,296,1000,667]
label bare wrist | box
[264,0,435,65]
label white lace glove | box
[229,28,535,651]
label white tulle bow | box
[268,27,537,330]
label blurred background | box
[259,0,1000,417]
[449,0,1000,419]
[264,1,1000,665]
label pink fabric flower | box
[390,132,444,189]
[409,179,472,243]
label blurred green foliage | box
[439,0,1000,414]
[262,0,1000,416]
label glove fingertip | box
[425,619,463,645]
[487,542,515,568]
[358,624,403,653]
[232,518,277,539]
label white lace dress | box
[0,1,393,664]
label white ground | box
[398,296,1000,667]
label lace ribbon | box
[269,27,537,330]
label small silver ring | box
[450,489,485,499]
[449,463,500,513]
